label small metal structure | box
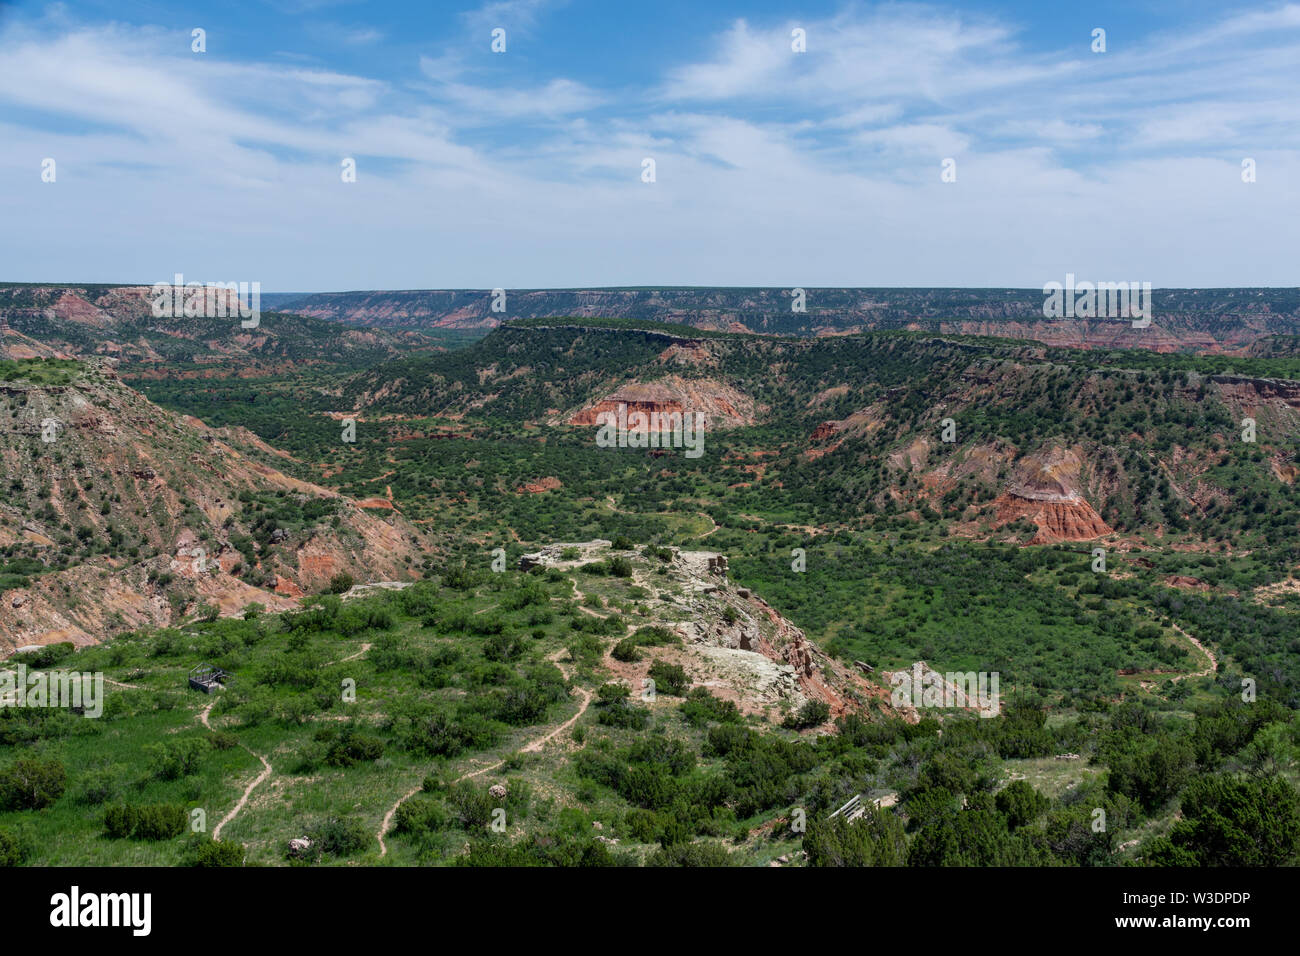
[830,794,865,821]
[830,791,899,822]
[188,663,230,694]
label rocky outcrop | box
[566,376,755,429]
[517,476,562,494]
[656,340,714,366]
[1211,374,1300,418]
[993,447,1112,543]
[667,549,887,723]
[994,494,1112,543]
[0,367,426,653]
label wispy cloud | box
[0,2,1297,288]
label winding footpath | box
[1170,625,1218,683]
[197,696,274,843]
[375,646,593,857]
[321,642,372,668]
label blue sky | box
[0,0,1297,290]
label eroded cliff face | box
[258,287,1300,354]
[0,369,426,653]
[931,319,1225,353]
[519,542,894,728]
[0,285,431,371]
[565,376,757,429]
[992,447,1113,543]
[1212,374,1300,412]
[993,494,1113,543]
[657,550,894,725]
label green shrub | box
[995,780,1050,830]
[75,765,128,806]
[145,738,208,781]
[1144,773,1300,866]
[394,796,449,835]
[611,638,641,662]
[680,687,742,727]
[442,565,476,590]
[449,783,495,830]
[10,642,75,669]
[483,631,525,662]
[631,626,679,647]
[208,731,240,751]
[782,699,831,730]
[647,661,689,696]
[305,817,370,858]
[103,803,187,840]
[648,842,734,866]
[321,727,385,767]
[0,757,66,810]
[0,827,31,865]
[805,809,907,866]
[184,837,246,867]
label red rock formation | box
[810,421,840,442]
[517,476,562,494]
[1213,375,1300,412]
[748,593,885,720]
[567,376,754,429]
[570,400,687,429]
[803,441,842,460]
[656,341,714,366]
[993,447,1112,543]
[273,574,305,597]
[994,494,1112,543]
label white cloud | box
[460,0,560,36]
[0,3,1297,288]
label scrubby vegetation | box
[4,318,1298,868]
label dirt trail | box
[605,494,718,539]
[376,783,424,857]
[523,648,593,753]
[322,642,372,667]
[376,644,594,857]
[213,749,272,841]
[569,582,639,668]
[1122,625,1219,686]
[197,694,273,843]
[1170,625,1218,682]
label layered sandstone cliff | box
[566,376,756,429]
[993,447,1112,543]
